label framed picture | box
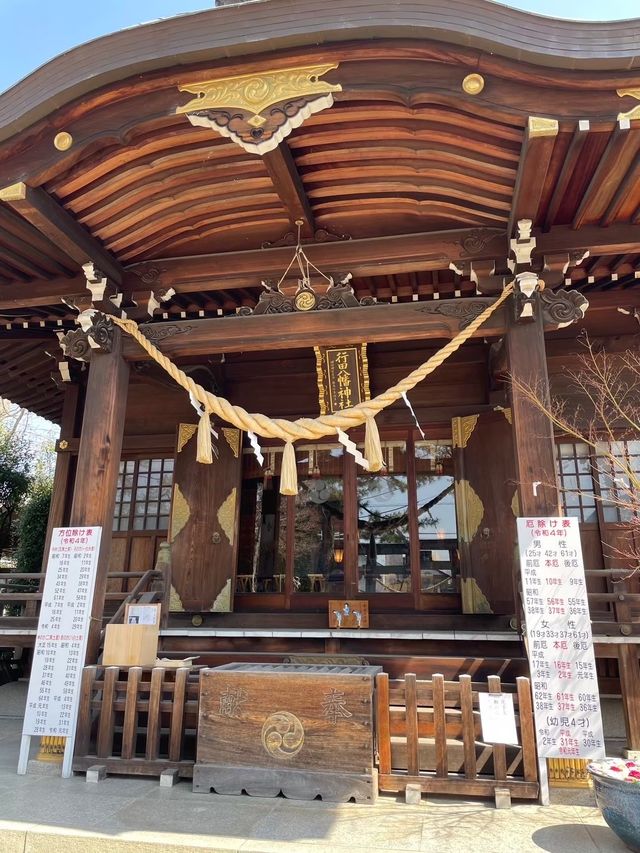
[124,602,161,627]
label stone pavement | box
[0,682,628,853]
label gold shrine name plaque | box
[314,344,370,414]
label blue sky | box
[0,0,638,95]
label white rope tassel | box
[337,428,370,470]
[402,391,426,439]
[189,392,219,441]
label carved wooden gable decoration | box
[177,64,341,155]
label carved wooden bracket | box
[416,298,489,330]
[540,288,589,328]
[176,64,341,155]
[58,312,115,362]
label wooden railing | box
[104,569,164,632]
[586,569,640,637]
[375,672,539,800]
[0,571,160,621]
[73,665,199,776]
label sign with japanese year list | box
[517,517,605,760]
[22,526,101,739]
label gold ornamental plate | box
[294,290,317,311]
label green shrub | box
[15,482,52,574]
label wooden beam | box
[0,182,123,285]
[535,223,640,257]
[262,144,315,237]
[0,224,640,313]
[127,227,508,294]
[508,116,558,236]
[573,120,640,230]
[122,298,507,361]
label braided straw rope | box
[111,283,513,442]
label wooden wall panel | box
[123,341,491,437]
[169,424,243,612]
[454,410,517,616]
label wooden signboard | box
[194,663,380,802]
[328,599,369,629]
[314,344,370,414]
[169,423,242,612]
[517,517,605,761]
[18,526,101,778]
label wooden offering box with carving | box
[194,663,381,803]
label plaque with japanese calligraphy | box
[22,527,101,742]
[195,663,380,802]
[314,344,370,414]
[517,517,605,760]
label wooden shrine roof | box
[1,0,640,422]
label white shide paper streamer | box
[337,428,370,470]
[402,391,426,439]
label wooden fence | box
[73,665,539,802]
[375,672,539,800]
[73,665,199,777]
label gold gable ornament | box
[177,64,342,155]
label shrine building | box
[0,0,639,801]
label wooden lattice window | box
[112,458,174,532]
[595,440,640,523]
[555,442,597,523]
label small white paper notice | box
[479,693,519,745]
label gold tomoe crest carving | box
[261,711,305,759]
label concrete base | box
[494,787,512,809]
[26,758,63,776]
[85,764,106,783]
[405,783,422,805]
[160,768,180,787]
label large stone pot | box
[589,765,640,852]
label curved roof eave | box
[1,0,640,143]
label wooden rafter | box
[573,119,640,230]
[262,144,315,237]
[543,120,590,230]
[0,183,123,285]
[508,116,558,236]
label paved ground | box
[0,682,628,853]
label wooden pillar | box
[41,382,81,568]
[506,303,559,517]
[618,644,640,755]
[69,329,129,664]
